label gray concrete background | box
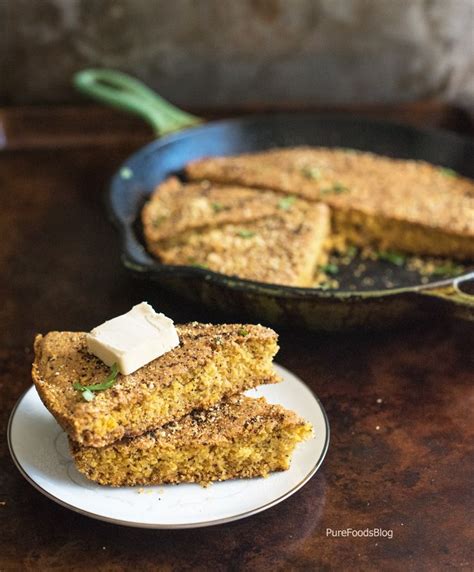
[1,0,474,108]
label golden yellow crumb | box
[70,395,313,487]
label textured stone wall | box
[2,0,474,107]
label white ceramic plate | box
[8,364,329,529]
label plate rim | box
[8,364,330,529]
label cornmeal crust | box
[142,176,286,242]
[32,323,279,447]
[149,201,330,287]
[142,179,331,287]
[186,147,474,259]
[70,395,313,486]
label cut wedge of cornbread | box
[32,323,279,447]
[70,395,313,486]
[142,176,286,243]
[146,197,331,287]
[186,147,474,259]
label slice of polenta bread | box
[32,323,279,448]
[148,198,331,287]
[70,395,313,487]
[142,176,285,243]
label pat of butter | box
[86,302,179,375]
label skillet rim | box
[107,112,474,300]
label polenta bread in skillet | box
[186,147,474,259]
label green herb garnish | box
[187,258,208,269]
[237,230,256,238]
[74,363,119,401]
[346,245,358,258]
[211,202,225,213]
[430,262,464,277]
[377,251,406,266]
[320,182,349,195]
[332,182,349,194]
[152,215,166,228]
[239,328,249,336]
[82,389,95,402]
[319,263,339,275]
[119,167,133,180]
[439,167,457,178]
[301,166,322,180]
[278,196,296,210]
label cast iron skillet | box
[74,69,474,331]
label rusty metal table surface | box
[0,105,473,571]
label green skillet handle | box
[73,69,202,137]
[419,273,474,321]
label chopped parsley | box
[430,262,464,277]
[188,258,208,269]
[320,182,349,195]
[239,328,249,336]
[439,167,457,178]
[237,230,256,238]
[301,166,322,180]
[346,245,358,258]
[211,202,225,213]
[377,251,406,266]
[319,263,339,275]
[152,215,166,228]
[278,196,297,210]
[119,167,133,180]
[74,363,119,401]
[82,389,95,402]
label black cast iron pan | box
[74,69,474,330]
